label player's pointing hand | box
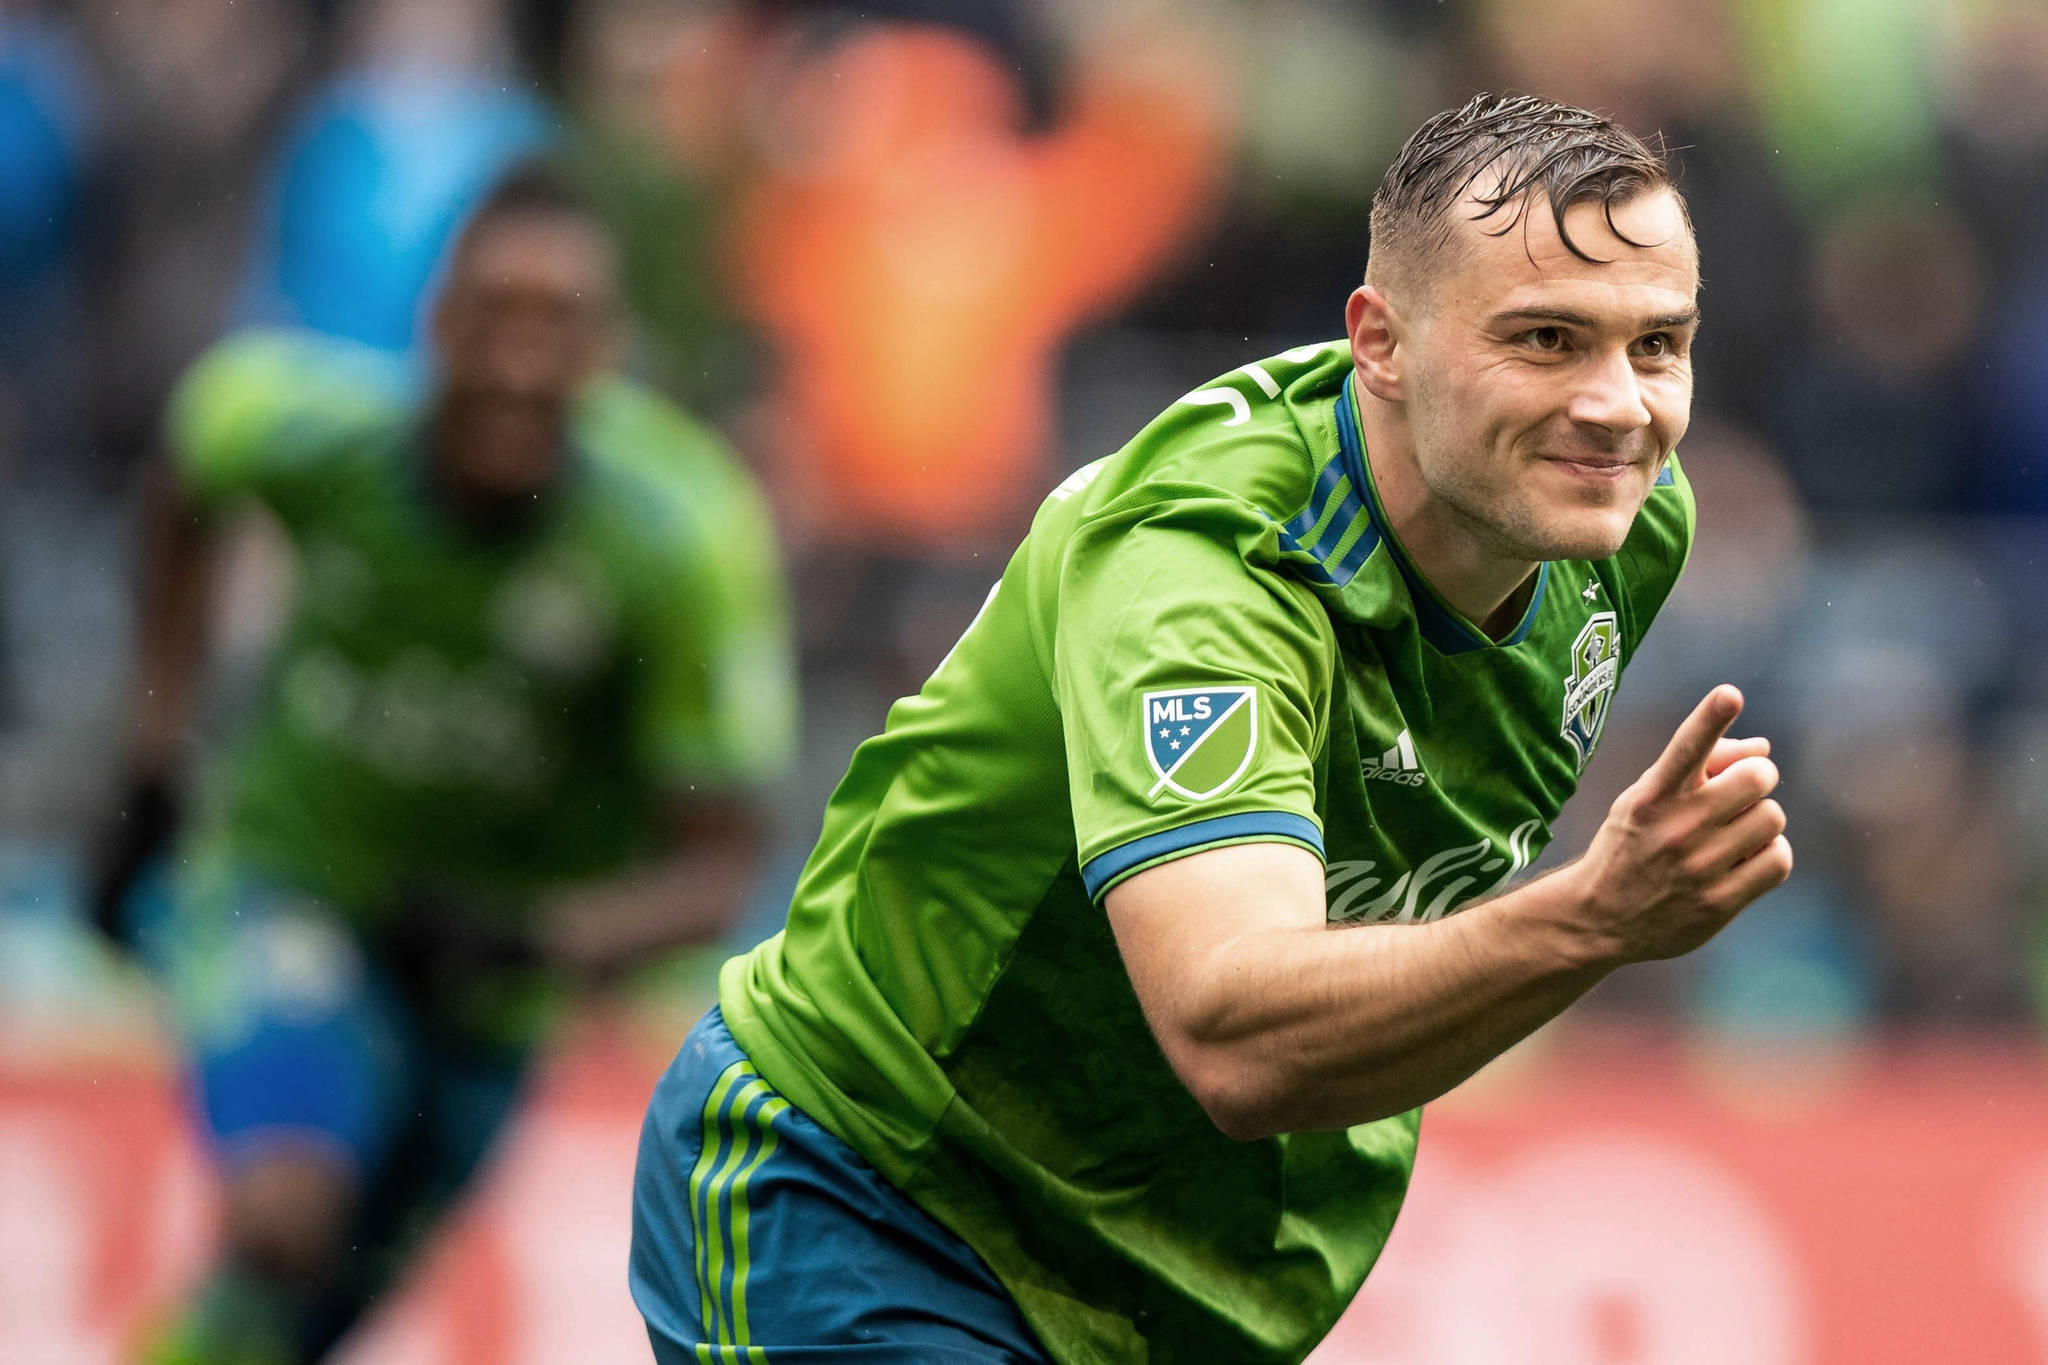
[1560,684,1794,966]
[1641,683,1743,796]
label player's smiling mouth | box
[1538,453,1640,481]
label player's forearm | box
[130,470,216,777]
[1176,868,1612,1138]
[541,852,750,968]
[535,804,766,974]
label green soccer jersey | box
[720,340,1693,1363]
[168,329,796,918]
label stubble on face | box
[1402,347,1578,563]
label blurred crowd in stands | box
[3,0,2048,1042]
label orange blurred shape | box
[728,23,1231,550]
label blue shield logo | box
[1142,686,1258,800]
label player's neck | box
[1357,406,1539,640]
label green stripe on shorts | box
[725,1092,791,1347]
[686,1061,791,1362]
[688,1062,751,1343]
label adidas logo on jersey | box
[1362,729,1427,786]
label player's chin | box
[1522,502,1638,562]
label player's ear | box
[1347,284,1406,402]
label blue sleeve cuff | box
[1080,811,1324,901]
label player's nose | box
[1565,346,1652,437]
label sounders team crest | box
[1143,687,1257,800]
[1561,611,1621,770]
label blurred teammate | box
[119,165,796,1364]
[630,95,1790,1363]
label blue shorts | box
[156,852,529,1198]
[630,1007,1052,1364]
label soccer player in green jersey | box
[115,166,796,1364]
[631,94,1792,1364]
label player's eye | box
[1522,326,1567,353]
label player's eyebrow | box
[1640,307,1701,332]
[1490,307,1597,330]
[1489,306,1701,333]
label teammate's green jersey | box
[169,329,796,918]
[720,340,1693,1363]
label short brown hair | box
[1368,93,1682,288]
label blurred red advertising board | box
[1315,1032,2048,1365]
[5,1027,2047,1364]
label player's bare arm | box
[127,472,219,778]
[91,469,219,934]
[533,794,768,975]
[1108,685,1791,1141]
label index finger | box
[1642,685,1744,798]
